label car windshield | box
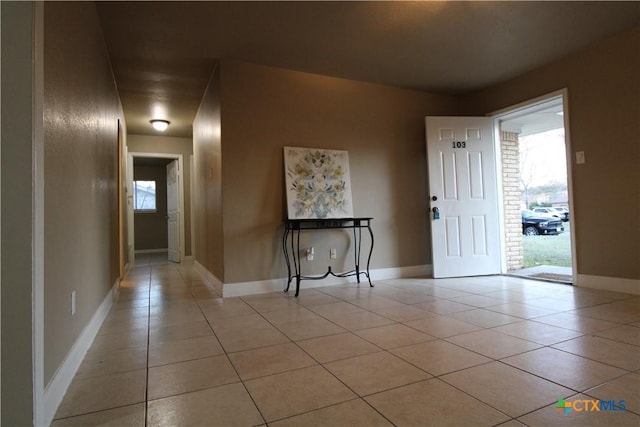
[522,210,535,218]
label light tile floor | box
[52,254,640,426]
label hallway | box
[52,261,639,426]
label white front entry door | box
[167,159,181,263]
[426,116,501,278]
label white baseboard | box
[222,264,432,298]
[194,260,223,294]
[370,264,432,280]
[576,274,640,295]
[134,248,168,254]
[42,278,119,426]
[223,276,348,298]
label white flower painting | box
[284,147,354,219]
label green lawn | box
[522,222,572,267]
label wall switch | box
[71,291,76,316]
[576,151,585,164]
[306,247,314,261]
[330,248,337,259]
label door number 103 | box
[452,141,466,148]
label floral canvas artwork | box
[284,147,354,219]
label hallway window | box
[133,180,157,212]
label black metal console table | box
[282,217,374,296]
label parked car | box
[552,207,570,221]
[532,206,569,222]
[522,210,564,235]
[532,207,559,217]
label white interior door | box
[426,116,501,278]
[167,159,181,263]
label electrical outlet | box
[330,248,337,259]
[71,291,76,316]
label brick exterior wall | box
[501,131,524,271]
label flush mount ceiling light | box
[150,119,170,131]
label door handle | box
[432,206,440,220]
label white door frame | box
[189,154,196,260]
[490,88,577,284]
[166,159,181,263]
[127,152,186,263]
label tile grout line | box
[236,288,421,424]
[256,287,515,424]
[116,268,640,419]
[244,288,409,426]
[193,282,270,425]
[250,283,638,423]
[55,262,639,424]
[279,291,514,424]
[143,263,153,427]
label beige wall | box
[193,64,224,279]
[43,2,124,385]
[127,135,194,257]
[217,60,457,284]
[461,26,640,281]
[133,165,169,250]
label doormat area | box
[529,273,573,283]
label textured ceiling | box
[96,1,640,137]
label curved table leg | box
[366,222,374,287]
[283,227,292,292]
[294,228,301,296]
[353,225,361,283]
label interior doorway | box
[127,152,185,266]
[494,91,576,284]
